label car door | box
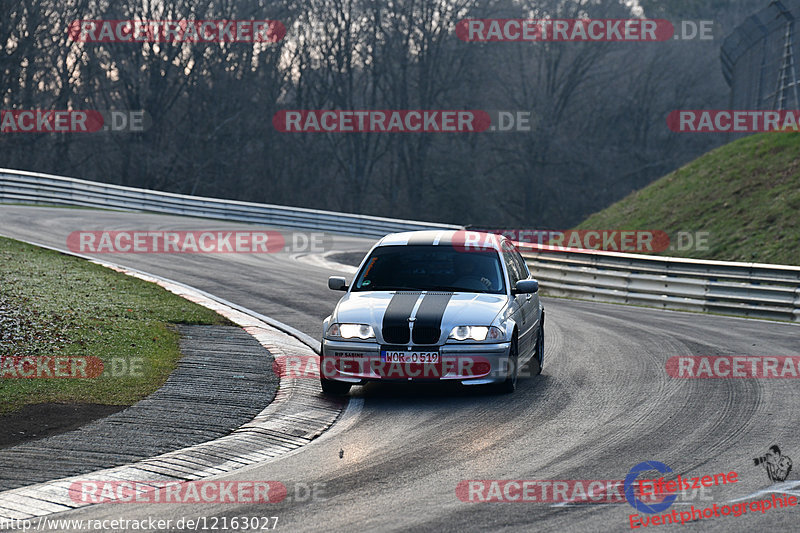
[511,244,540,360]
[501,242,532,356]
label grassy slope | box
[0,236,230,414]
[576,132,800,265]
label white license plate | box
[381,351,439,364]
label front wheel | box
[532,325,544,376]
[496,336,519,394]
[320,376,352,395]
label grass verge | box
[576,132,800,265]
[0,236,230,414]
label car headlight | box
[326,323,375,340]
[448,326,504,342]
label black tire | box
[532,324,544,376]
[320,377,352,395]
[496,336,519,394]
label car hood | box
[333,291,509,332]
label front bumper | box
[321,339,512,385]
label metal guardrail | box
[1,168,798,322]
[520,245,800,323]
[0,168,461,238]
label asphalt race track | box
[1,205,799,532]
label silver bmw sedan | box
[321,230,544,394]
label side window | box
[501,243,522,286]
[512,247,530,280]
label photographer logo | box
[754,445,793,482]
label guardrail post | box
[795,288,800,323]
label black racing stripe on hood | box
[412,292,453,344]
[382,292,421,344]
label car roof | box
[376,230,505,252]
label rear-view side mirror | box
[328,276,349,291]
[513,279,539,295]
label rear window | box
[352,245,505,294]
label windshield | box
[352,245,505,294]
